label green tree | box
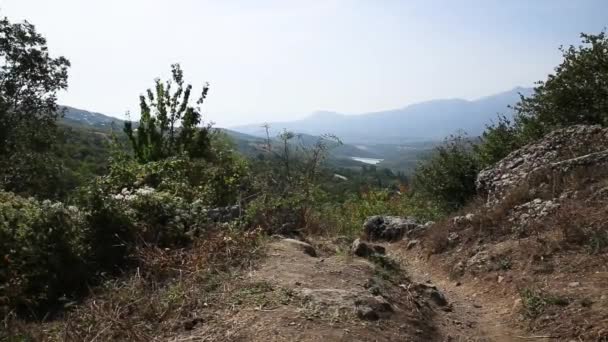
[514,31,608,140]
[124,64,211,163]
[412,134,479,212]
[0,17,70,197]
[474,115,523,169]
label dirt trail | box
[176,237,556,341]
[388,243,552,342]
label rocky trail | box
[175,236,542,342]
[389,243,552,342]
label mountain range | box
[60,86,533,171]
[231,87,533,144]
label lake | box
[350,157,383,165]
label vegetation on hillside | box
[1,11,607,339]
[410,31,608,212]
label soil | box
[172,235,602,342]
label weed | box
[520,288,569,319]
[497,257,513,270]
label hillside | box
[62,106,125,129]
[61,108,394,170]
[232,87,533,144]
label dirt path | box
[177,237,446,341]
[388,244,552,342]
[175,237,558,341]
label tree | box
[0,17,71,197]
[412,134,479,211]
[513,31,608,140]
[474,115,523,169]
[124,64,211,163]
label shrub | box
[100,131,248,207]
[520,288,569,319]
[311,190,443,237]
[474,115,523,169]
[83,188,135,271]
[0,192,89,317]
[513,31,608,140]
[412,134,480,212]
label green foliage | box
[407,30,608,215]
[474,115,523,169]
[99,131,248,207]
[514,31,608,140]
[520,288,569,319]
[412,135,479,211]
[0,16,71,198]
[124,64,211,163]
[246,130,341,230]
[0,192,88,317]
[313,190,442,237]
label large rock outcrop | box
[476,125,608,204]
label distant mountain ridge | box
[60,107,381,164]
[231,87,533,144]
[62,106,125,128]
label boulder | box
[363,215,423,242]
[477,125,608,205]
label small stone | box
[568,281,581,287]
[357,306,379,320]
[407,239,419,250]
[497,275,505,283]
[429,290,448,306]
[351,238,385,257]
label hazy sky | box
[0,0,606,126]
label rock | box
[351,238,385,257]
[453,214,475,226]
[354,296,394,321]
[447,232,460,245]
[429,290,448,306]
[452,261,465,277]
[467,250,489,271]
[356,306,379,320]
[568,281,581,288]
[477,125,608,205]
[497,275,505,283]
[413,283,448,307]
[363,215,423,242]
[406,240,419,250]
[281,239,317,257]
[183,317,204,331]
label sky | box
[0,0,606,127]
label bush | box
[513,31,608,140]
[0,192,89,317]
[311,190,443,237]
[100,131,248,207]
[412,135,480,212]
[475,115,523,169]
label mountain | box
[60,107,382,168]
[231,87,533,144]
[62,106,125,129]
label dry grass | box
[2,228,266,341]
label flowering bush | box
[0,192,89,316]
